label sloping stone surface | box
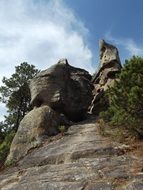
[30,59,93,121]
[0,118,142,190]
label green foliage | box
[0,122,7,143]
[0,131,15,167]
[100,56,143,138]
[59,125,66,136]
[0,62,39,166]
[0,62,39,131]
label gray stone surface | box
[90,40,122,114]
[124,181,143,190]
[30,59,93,121]
[0,118,142,190]
[6,105,69,163]
[99,39,121,67]
[1,41,142,190]
[6,58,93,164]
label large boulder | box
[6,105,69,163]
[30,59,93,121]
[90,40,122,114]
[6,59,93,163]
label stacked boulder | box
[7,59,93,162]
[30,59,93,121]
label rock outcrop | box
[2,40,142,190]
[6,40,122,163]
[6,40,122,164]
[30,59,93,121]
[6,105,70,163]
[1,118,143,190]
[7,59,93,163]
[90,40,122,114]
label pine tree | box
[0,63,39,166]
[0,62,39,131]
[100,56,143,138]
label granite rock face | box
[99,39,121,67]
[6,59,93,163]
[90,40,122,114]
[1,118,143,190]
[6,105,69,163]
[30,59,93,121]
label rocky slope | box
[0,40,143,189]
[0,118,143,190]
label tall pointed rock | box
[90,40,122,114]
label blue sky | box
[0,0,143,121]
[65,0,143,63]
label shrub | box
[59,125,66,136]
[0,131,15,167]
[100,56,143,138]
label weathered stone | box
[124,180,143,190]
[6,105,69,163]
[99,39,121,67]
[30,59,93,121]
[6,58,93,166]
[0,118,142,190]
[90,40,122,114]
[1,40,143,190]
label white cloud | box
[124,40,143,55]
[0,0,94,121]
[0,0,94,80]
[105,32,143,57]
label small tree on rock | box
[100,56,143,138]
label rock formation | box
[1,40,143,190]
[7,59,93,163]
[6,40,122,163]
[6,105,69,163]
[30,58,93,121]
[89,39,122,114]
[1,118,143,190]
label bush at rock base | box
[59,125,66,136]
[100,56,143,138]
[0,131,15,167]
